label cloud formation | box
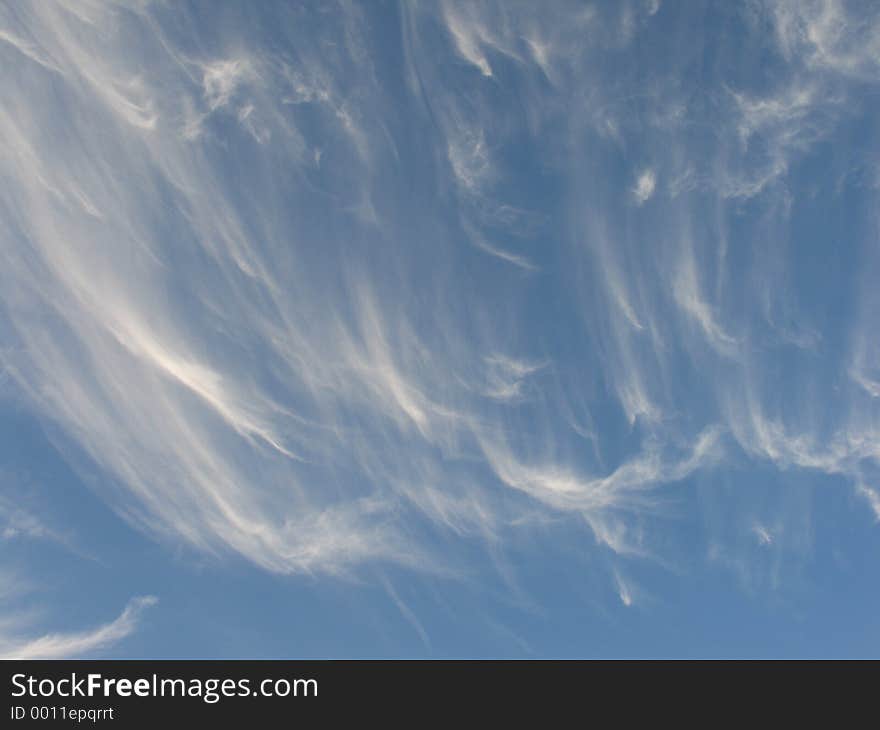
[0,596,157,660]
[0,0,878,623]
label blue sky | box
[1,0,879,658]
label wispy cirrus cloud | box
[0,0,878,621]
[0,596,157,660]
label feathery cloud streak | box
[0,1,878,605]
[0,596,156,660]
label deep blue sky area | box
[1,0,879,658]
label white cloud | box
[0,596,157,660]
[202,59,252,111]
[1,0,879,613]
[442,3,495,77]
[613,568,636,606]
[633,168,656,204]
[478,426,723,554]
